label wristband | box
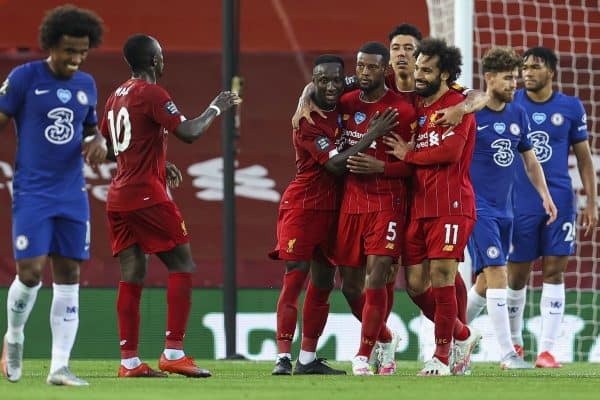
[209,105,221,116]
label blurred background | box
[0,0,597,363]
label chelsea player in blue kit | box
[506,47,598,368]
[464,47,556,370]
[0,6,106,385]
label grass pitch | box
[1,360,598,400]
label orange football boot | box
[118,362,167,378]
[158,354,211,378]
[535,351,562,368]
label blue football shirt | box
[512,88,588,215]
[471,102,533,218]
[0,60,97,201]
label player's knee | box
[121,267,146,285]
[542,269,563,284]
[405,274,428,297]
[55,267,80,285]
[180,261,197,273]
[507,270,528,289]
[365,272,386,289]
[311,272,334,290]
[16,264,43,287]
[341,283,362,303]
[16,269,42,287]
[284,260,309,273]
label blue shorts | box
[468,216,512,275]
[12,194,90,261]
[508,212,576,263]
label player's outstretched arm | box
[173,91,241,144]
[324,108,399,175]
[573,140,599,236]
[434,89,490,127]
[521,149,557,224]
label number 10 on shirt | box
[107,107,132,155]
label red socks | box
[348,290,393,343]
[117,281,143,359]
[276,269,309,353]
[410,287,436,321]
[301,282,332,352]
[432,285,457,365]
[165,272,193,349]
[357,287,387,357]
[455,273,468,324]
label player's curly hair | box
[523,47,558,72]
[387,24,423,43]
[482,47,522,73]
[39,4,104,50]
[414,38,462,84]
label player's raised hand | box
[581,200,598,236]
[347,152,385,174]
[166,161,183,188]
[210,91,242,115]
[82,133,108,167]
[367,108,399,138]
[292,83,325,130]
[542,195,558,225]
[383,132,410,160]
[292,97,326,129]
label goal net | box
[426,0,600,363]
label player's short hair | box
[123,34,159,72]
[39,5,103,50]
[358,42,390,65]
[482,47,522,73]
[415,38,462,84]
[313,54,345,69]
[387,24,423,43]
[523,47,558,72]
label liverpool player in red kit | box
[348,24,481,334]
[100,34,240,378]
[385,38,481,376]
[270,55,399,375]
[333,42,416,376]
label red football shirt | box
[280,111,342,210]
[100,79,184,211]
[339,89,417,214]
[405,89,476,219]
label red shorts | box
[107,201,190,256]
[269,208,337,262]
[333,210,405,268]
[402,215,475,266]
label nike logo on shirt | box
[34,89,50,95]
[477,125,489,131]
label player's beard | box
[415,75,442,98]
[493,88,515,103]
[359,78,383,97]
